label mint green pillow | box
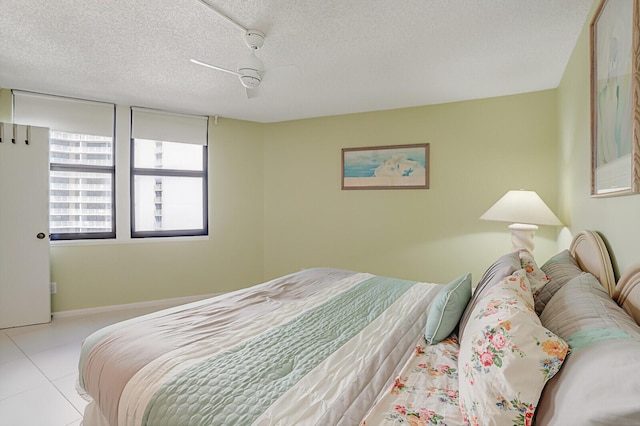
[424,273,472,344]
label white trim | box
[53,292,219,318]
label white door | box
[0,123,51,328]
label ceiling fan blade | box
[190,59,240,76]
[194,0,247,33]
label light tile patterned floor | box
[0,307,161,426]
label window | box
[130,108,208,238]
[12,93,208,242]
[49,132,114,237]
[13,91,115,240]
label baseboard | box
[53,293,219,318]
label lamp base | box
[508,223,539,252]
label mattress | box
[78,268,441,426]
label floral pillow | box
[518,249,550,296]
[458,252,521,342]
[458,269,568,426]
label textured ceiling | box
[0,0,593,123]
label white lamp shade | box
[480,190,562,226]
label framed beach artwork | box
[590,0,640,196]
[341,143,429,190]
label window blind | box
[12,91,114,137]
[131,107,208,145]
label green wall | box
[1,88,561,310]
[557,5,640,278]
[55,118,265,311]
[49,118,265,311]
[263,91,560,285]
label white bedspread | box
[79,268,441,426]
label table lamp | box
[480,190,563,252]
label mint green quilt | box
[79,268,440,426]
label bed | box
[78,230,640,425]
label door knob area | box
[36,232,46,239]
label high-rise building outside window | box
[49,131,114,237]
[131,139,206,236]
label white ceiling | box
[0,0,593,123]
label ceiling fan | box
[191,1,269,98]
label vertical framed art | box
[341,143,429,190]
[590,0,640,196]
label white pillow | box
[458,269,568,425]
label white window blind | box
[13,91,114,136]
[131,107,208,145]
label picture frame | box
[590,0,640,196]
[341,143,429,190]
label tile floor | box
[0,306,162,426]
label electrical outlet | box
[50,282,57,294]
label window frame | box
[49,162,116,241]
[129,138,208,238]
[48,127,116,241]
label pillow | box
[536,339,640,425]
[534,250,583,314]
[458,251,521,341]
[535,273,640,424]
[518,248,550,295]
[458,269,569,425]
[540,272,640,344]
[424,273,472,344]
